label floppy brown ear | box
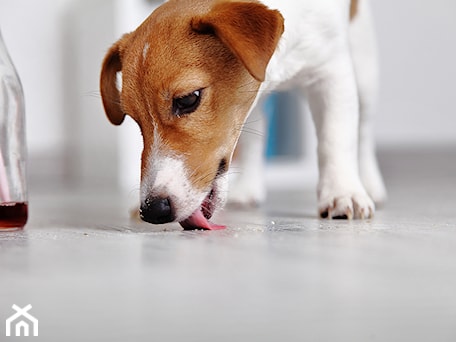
[192,2,284,82]
[100,35,130,125]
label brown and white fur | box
[100,0,387,229]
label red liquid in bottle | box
[0,202,28,230]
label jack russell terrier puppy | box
[100,0,387,230]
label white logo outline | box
[5,304,39,337]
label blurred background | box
[0,0,455,198]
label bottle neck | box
[0,29,18,78]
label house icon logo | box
[5,304,39,337]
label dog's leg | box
[350,0,387,205]
[306,51,374,219]
[228,100,267,207]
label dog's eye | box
[172,89,202,116]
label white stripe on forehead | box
[142,42,150,60]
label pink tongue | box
[179,209,226,230]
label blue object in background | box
[265,93,279,159]
[264,92,304,161]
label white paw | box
[359,152,388,206]
[360,166,387,206]
[364,180,387,207]
[227,176,266,208]
[318,184,375,219]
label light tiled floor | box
[1,148,456,341]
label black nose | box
[140,197,175,224]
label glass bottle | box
[0,28,28,230]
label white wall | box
[0,0,455,190]
[0,0,71,154]
[0,0,157,189]
[371,0,456,147]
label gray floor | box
[1,148,456,342]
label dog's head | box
[100,0,284,229]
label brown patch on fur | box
[350,0,359,20]
[100,34,130,125]
[191,2,284,81]
[100,0,284,192]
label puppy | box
[100,0,387,229]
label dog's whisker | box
[84,90,102,98]
[237,129,264,138]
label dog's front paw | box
[360,163,387,207]
[318,186,375,220]
[227,176,266,208]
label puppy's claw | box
[319,193,374,220]
[320,210,329,219]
